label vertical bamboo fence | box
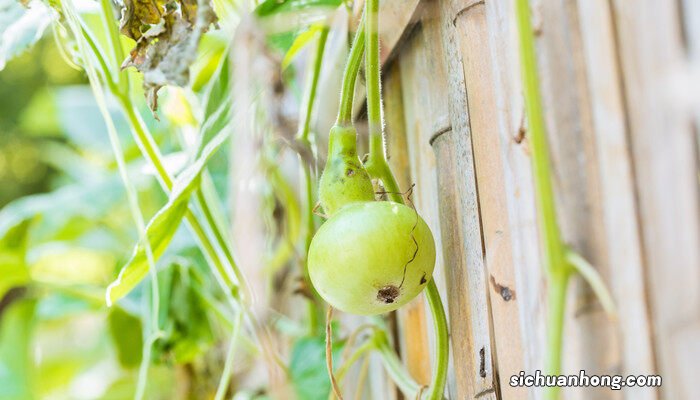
[357,0,700,398]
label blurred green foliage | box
[0,0,369,398]
[0,38,85,206]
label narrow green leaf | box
[196,56,232,159]
[202,55,231,120]
[105,123,232,306]
[105,197,190,307]
[282,24,322,70]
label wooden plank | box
[396,16,453,398]
[574,1,657,398]
[612,0,700,398]
[451,2,527,399]
[425,1,500,398]
[681,0,700,159]
[478,3,549,397]
[527,1,623,398]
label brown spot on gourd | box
[377,285,399,304]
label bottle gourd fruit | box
[309,125,436,315]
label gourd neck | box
[327,125,359,159]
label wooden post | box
[612,0,700,398]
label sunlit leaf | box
[0,0,56,71]
[281,24,322,70]
[30,247,116,286]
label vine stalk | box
[297,25,330,334]
[362,0,448,398]
[515,0,571,398]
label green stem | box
[336,13,366,125]
[544,271,569,400]
[194,188,249,297]
[98,0,129,96]
[515,0,566,274]
[515,1,570,396]
[299,26,330,142]
[214,311,243,400]
[80,24,118,93]
[565,250,616,317]
[335,339,375,381]
[374,331,422,397]
[425,281,448,400]
[365,0,382,140]
[361,111,448,400]
[297,27,329,334]
[360,3,449,395]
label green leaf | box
[151,263,213,364]
[196,55,231,159]
[105,121,232,306]
[35,293,94,320]
[0,299,37,400]
[289,336,344,400]
[52,86,132,155]
[281,24,322,70]
[0,0,55,71]
[0,219,32,299]
[254,0,343,17]
[0,176,137,259]
[101,365,177,400]
[0,253,30,300]
[108,308,144,369]
[254,0,341,37]
[105,197,189,307]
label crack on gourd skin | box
[398,185,419,289]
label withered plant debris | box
[119,0,217,111]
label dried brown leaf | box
[119,0,217,112]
